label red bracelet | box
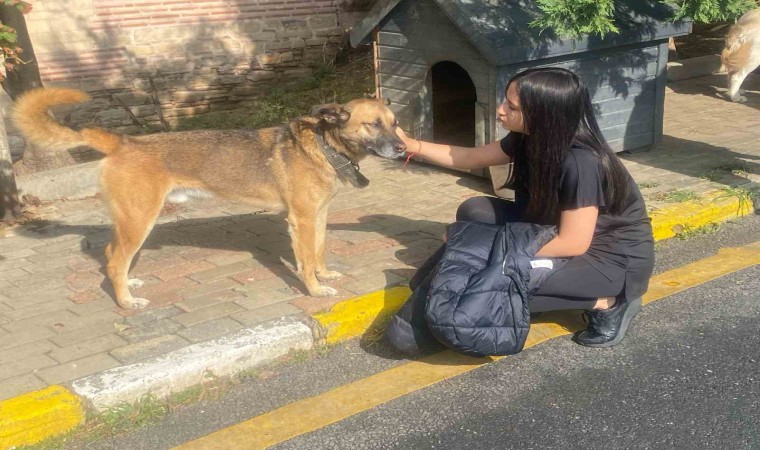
[403,140,423,166]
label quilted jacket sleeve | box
[425,222,559,356]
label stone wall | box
[6,0,375,159]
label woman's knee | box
[456,196,498,223]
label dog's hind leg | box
[287,205,338,297]
[106,201,164,309]
[315,205,342,282]
[728,70,750,102]
[105,244,145,288]
[104,173,169,309]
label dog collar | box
[315,133,370,188]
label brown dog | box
[721,7,760,102]
[13,88,406,309]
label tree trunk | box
[0,108,22,221]
[0,4,43,101]
[0,4,73,175]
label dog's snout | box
[394,142,407,153]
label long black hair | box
[506,67,630,223]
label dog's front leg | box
[315,206,343,282]
[287,208,338,297]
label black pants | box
[441,196,624,312]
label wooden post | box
[373,26,381,99]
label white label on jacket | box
[530,259,554,270]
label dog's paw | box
[316,270,343,281]
[121,297,150,310]
[731,95,748,103]
[127,278,146,288]
[310,285,339,297]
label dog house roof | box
[350,0,691,66]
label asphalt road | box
[71,215,760,450]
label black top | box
[500,135,655,300]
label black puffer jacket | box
[386,221,562,357]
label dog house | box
[350,0,692,186]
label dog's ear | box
[311,103,350,124]
[363,93,391,106]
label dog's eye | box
[366,121,382,128]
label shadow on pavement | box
[667,73,760,109]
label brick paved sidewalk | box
[0,73,758,401]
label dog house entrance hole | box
[431,61,477,147]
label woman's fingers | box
[395,126,411,142]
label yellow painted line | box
[175,241,760,450]
[650,190,753,241]
[0,385,84,450]
[313,286,411,344]
[643,241,760,305]
[174,351,492,450]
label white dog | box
[721,8,760,103]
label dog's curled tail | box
[12,88,123,155]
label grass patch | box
[236,343,336,383]
[713,186,759,212]
[168,385,204,407]
[637,182,659,189]
[358,314,396,348]
[696,163,752,183]
[21,393,170,450]
[18,432,72,450]
[21,375,234,449]
[674,222,721,240]
[278,344,336,364]
[649,190,699,203]
[98,393,169,435]
[174,51,375,132]
[714,162,750,178]
[698,170,720,182]
[665,190,699,203]
[286,348,313,364]
[23,343,347,448]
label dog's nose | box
[394,142,407,153]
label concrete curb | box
[666,54,723,82]
[0,189,756,449]
[16,161,101,201]
[312,286,411,344]
[650,190,755,241]
[71,317,313,413]
[0,317,312,449]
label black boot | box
[576,297,642,348]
